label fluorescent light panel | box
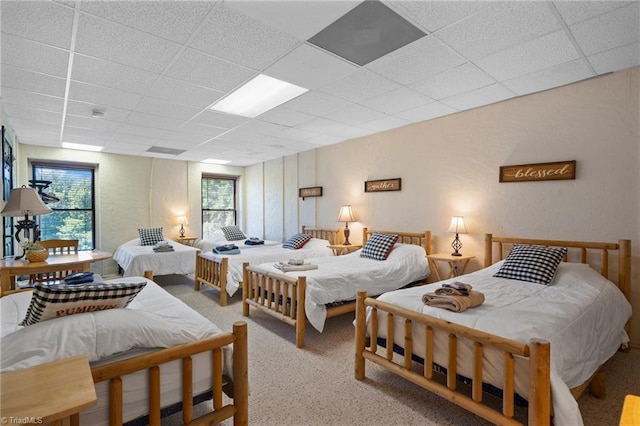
[62,142,103,152]
[203,158,231,164]
[210,74,308,118]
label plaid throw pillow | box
[221,225,246,241]
[282,233,312,250]
[20,281,147,326]
[360,232,399,261]
[138,227,164,246]
[494,244,567,285]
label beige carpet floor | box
[156,274,638,426]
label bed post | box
[144,270,154,280]
[355,290,367,380]
[233,321,249,426]
[296,277,307,348]
[484,234,493,268]
[194,255,202,291]
[241,263,250,317]
[618,239,631,302]
[528,338,551,426]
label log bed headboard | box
[484,233,632,302]
[362,228,432,255]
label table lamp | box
[447,216,467,256]
[337,205,355,245]
[177,215,187,238]
[1,186,52,257]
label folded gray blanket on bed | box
[422,283,484,312]
[273,262,318,272]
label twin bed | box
[194,226,343,305]
[242,228,432,348]
[1,272,248,425]
[355,234,632,426]
[114,238,200,277]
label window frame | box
[201,174,238,239]
[31,161,96,250]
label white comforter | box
[195,237,281,253]
[200,238,336,296]
[1,278,225,372]
[113,238,200,277]
[371,261,632,426]
[256,243,430,332]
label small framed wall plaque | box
[499,160,576,183]
[299,186,322,199]
[364,178,402,193]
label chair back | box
[39,239,79,255]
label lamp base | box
[451,252,462,256]
[450,234,463,257]
[179,224,185,238]
[343,226,351,245]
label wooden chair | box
[39,239,79,255]
[30,239,81,284]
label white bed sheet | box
[114,238,200,277]
[195,237,281,253]
[256,243,430,332]
[369,261,631,426]
[1,277,231,425]
[200,238,336,297]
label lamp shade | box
[176,215,188,225]
[447,216,467,234]
[1,186,52,217]
[337,205,355,222]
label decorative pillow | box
[493,244,567,285]
[221,225,246,241]
[360,232,399,261]
[20,281,147,326]
[138,227,164,246]
[282,233,312,250]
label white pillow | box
[385,243,426,263]
[300,238,331,249]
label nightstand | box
[427,253,475,281]
[0,355,97,424]
[328,244,363,256]
[177,236,198,246]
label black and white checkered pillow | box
[20,281,147,326]
[494,244,567,285]
[221,225,246,241]
[360,232,399,261]
[282,233,312,250]
[138,227,164,246]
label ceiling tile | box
[588,42,640,75]
[64,114,123,133]
[164,48,256,92]
[2,104,62,126]
[283,91,352,117]
[1,1,74,49]
[2,33,70,78]
[319,68,402,103]
[441,84,515,112]
[358,115,411,133]
[75,14,181,72]
[502,59,594,96]
[366,35,465,84]
[476,31,580,82]
[553,1,633,25]
[0,88,65,112]
[147,76,225,109]
[395,101,458,123]
[1,65,67,97]
[264,43,358,90]
[71,54,160,95]
[436,2,561,61]
[256,106,315,127]
[79,1,215,44]
[325,103,388,126]
[570,2,640,56]
[68,81,143,110]
[65,100,132,123]
[189,110,250,130]
[361,87,434,114]
[134,97,202,121]
[388,0,489,32]
[188,3,300,70]
[409,63,495,100]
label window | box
[32,162,96,250]
[202,176,237,240]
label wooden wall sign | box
[299,186,322,199]
[365,178,401,192]
[499,160,576,183]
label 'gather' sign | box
[499,160,576,183]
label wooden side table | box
[177,236,198,246]
[0,355,97,425]
[328,244,362,256]
[427,253,475,281]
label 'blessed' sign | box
[499,160,576,183]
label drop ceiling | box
[1,0,638,167]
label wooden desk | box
[0,251,112,294]
[0,355,97,425]
[427,253,475,281]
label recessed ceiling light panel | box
[61,142,103,152]
[210,74,308,118]
[202,158,231,164]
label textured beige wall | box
[249,67,640,345]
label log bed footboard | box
[91,321,248,426]
[355,291,551,425]
[194,255,230,306]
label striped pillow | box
[138,227,164,246]
[221,225,246,241]
[494,244,567,284]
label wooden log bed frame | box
[242,228,432,348]
[194,226,343,306]
[1,271,249,426]
[355,234,632,426]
